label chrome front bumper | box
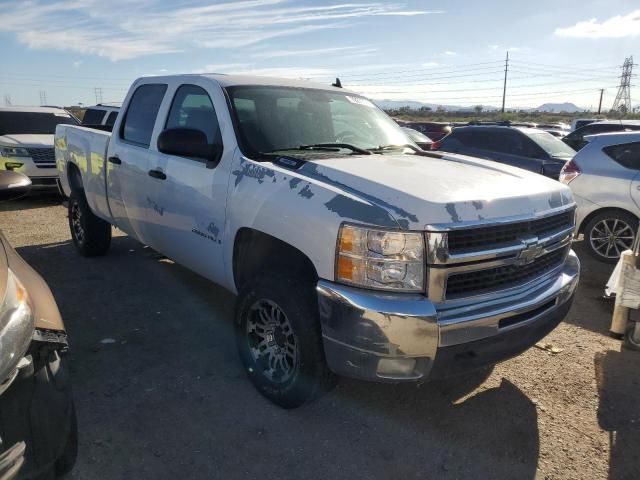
[317,250,580,382]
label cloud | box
[488,44,499,50]
[73,60,82,68]
[443,50,457,56]
[252,45,376,59]
[0,0,432,61]
[555,10,640,38]
[421,61,439,67]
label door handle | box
[108,156,121,165]
[148,169,167,180]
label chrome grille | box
[445,248,567,299]
[426,207,575,302]
[447,211,574,253]
[26,147,55,167]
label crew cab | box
[56,74,580,408]
[0,107,78,189]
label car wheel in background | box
[584,210,638,263]
[235,275,336,408]
[54,404,78,477]
[68,190,111,257]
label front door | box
[106,83,167,243]
[144,83,230,285]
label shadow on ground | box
[16,236,541,479]
[0,191,62,212]
[595,348,640,480]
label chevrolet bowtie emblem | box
[517,239,544,265]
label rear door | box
[605,142,640,212]
[106,83,167,242]
[143,82,230,284]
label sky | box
[0,0,638,110]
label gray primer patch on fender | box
[207,222,219,238]
[325,195,396,226]
[232,163,275,187]
[298,185,314,199]
[445,203,461,223]
[302,164,419,226]
[289,178,302,189]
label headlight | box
[0,146,30,157]
[0,270,34,383]
[335,224,425,292]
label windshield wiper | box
[298,143,372,155]
[370,143,442,158]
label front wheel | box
[235,275,336,408]
[68,190,111,257]
[584,210,638,263]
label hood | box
[0,134,54,148]
[296,152,574,229]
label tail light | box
[431,140,442,150]
[559,159,581,184]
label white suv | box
[0,107,79,189]
[560,131,640,262]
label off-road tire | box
[68,190,111,256]
[235,275,336,408]
[583,210,638,264]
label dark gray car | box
[435,126,576,179]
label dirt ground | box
[1,192,638,480]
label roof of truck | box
[0,106,70,114]
[139,73,350,93]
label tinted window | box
[121,84,167,147]
[0,111,78,135]
[165,85,220,144]
[581,124,624,135]
[527,131,575,158]
[81,108,106,125]
[105,111,119,126]
[603,142,640,170]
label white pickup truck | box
[56,74,580,408]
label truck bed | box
[55,124,112,222]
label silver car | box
[561,131,640,262]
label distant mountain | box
[374,99,498,112]
[531,103,583,113]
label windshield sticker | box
[345,96,375,108]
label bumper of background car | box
[0,342,73,480]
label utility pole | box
[611,56,634,113]
[94,87,103,104]
[39,90,47,106]
[597,89,604,114]
[501,51,509,114]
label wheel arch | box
[578,207,639,234]
[232,227,319,292]
[66,162,84,193]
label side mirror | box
[0,171,31,201]
[157,128,222,168]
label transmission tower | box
[94,87,103,104]
[611,56,634,113]
[39,90,48,106]
[3,94,11,106]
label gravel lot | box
[1,192,638,480]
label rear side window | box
[105,111,118,126]
[81,108,106,125]
[165,84,221,144]
[121,84,167,147]
[603,142,640,170]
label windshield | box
[0,111,78,135]
[528,131,576,158]
[226,86,408,156]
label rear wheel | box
[235,275,336,408]
[584,210,637,263]
[68,190,111,256]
